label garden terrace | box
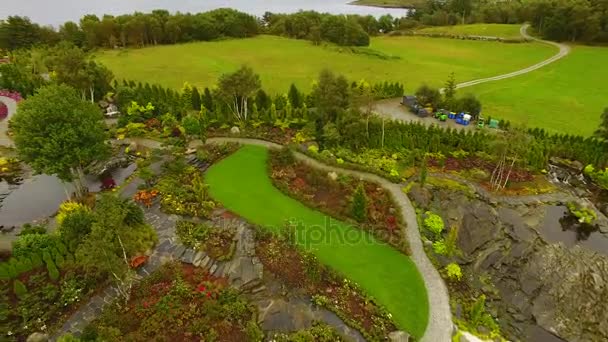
[85,262,259,341]
[269,148,409,253]
[205,145,429,338]
[0,195,157,340]
[256,232,398,340]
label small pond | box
[539,205,608,255]
[0,163,137,246]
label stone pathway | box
[205,137,453,342]
[52,151,367,341]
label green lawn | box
[465,45,608,136]
[416,24,523,40]
[205,145,429,338]
[97,34,553,94]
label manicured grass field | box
[97,35,553,94]
[416,24,523,40]
[205,145,429,338]
[466,45,608,136]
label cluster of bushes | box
[0,231,71,285]
[266,11,370,46]
[1,195,157,339]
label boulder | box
[327,172,338,181]
[408,184,432,209]
[26,333,49,342]
[458,202,499,256]
[230,126,240,135]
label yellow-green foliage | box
[427,176,471,194]
[56,201,90,225]
[122,224,158,256]
[445,263,463,281]
[424,211,444,237]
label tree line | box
[406,0,608,43]
[0,9,403,51]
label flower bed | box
[269,149,410,254]
[429,156,534,183]
[0,90,23,102]
[300,147,405,183]
[208,124,298,145]
[86,262,261,341]
[156,159,216,218]
[256,232,397,341]
[0,101,8,120]
[2,262,107,339]
[175,221,236,261]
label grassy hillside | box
[466,45,607,136]
[97,35,553,94]
[416,24,523,39]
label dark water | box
[539,205,608,255]
[0,163,136,229]
[0,0,408,26]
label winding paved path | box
[205,137,453,342]
[454,24,570,90]
[0,95,18,147]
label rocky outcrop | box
[410,184,608,342]
[526,245,608,341]
[223,223,264,291]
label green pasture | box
[466,45,608,136]
[96,34,553,94]
[416,24,523,39]
[205,145,430,338]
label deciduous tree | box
[11,84,109,199]
[217,65,261,121]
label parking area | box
[371,98,476,131]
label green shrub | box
[123,199,145,226]
[424,211,445,237]
[351,183,368,222]
[175,221,210,248]
[47,259,60,281]
[275,147,295,166]
[0,264,9,280]
[56,201,90,225]
[567,202,597,224]
[42,250,53,264]
[245,320,264,342]
[6,261,18,278]
[12,233,60,258]
[13,279,28,299]
[30,252,44,268]
[445,263,463,281]
[17,223,47,236]
[55,252,66,269]
[432,240,447,255]
[59,209,95,252]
